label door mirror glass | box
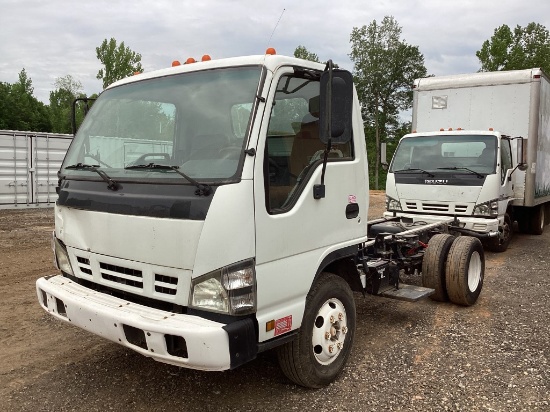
[319,69,353,145]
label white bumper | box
[37,275,235,371]
[383,212,500,234]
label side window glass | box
[501,140,512,184]
[264,73,352,213]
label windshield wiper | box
[65,163,119,190]
[436,167,484,178]
[393,168,435,178]
[125,163,212,196]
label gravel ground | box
[1,191,549,411]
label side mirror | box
[319,65,353,145]
[517,137,527,171]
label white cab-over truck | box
[384,68,550,252]
[37,52,485,388]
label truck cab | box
[385,129,517,251]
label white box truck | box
[384,68,550,253]
[36,52,484,388]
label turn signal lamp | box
[266,47,276,55]
[185,57,196,64]
[201,54,211,61]
[172,60,181,67]
[266,320,275,332]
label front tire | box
[277,272,356,388]
[484,213,512,252]
[445,237,484,306]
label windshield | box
[390,134,497,175]
[62,66,262,183]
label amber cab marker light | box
[265,47,276,55]
[185,57,196,64]
[440,128,445,131]
[133,72,141,75]
[172,60,181,67]
[489,127,494,131]
[201,55,211,62]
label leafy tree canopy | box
[293,45,320,63]
[476,22,550,73]
[96,38,144,89]
[349,16,427,189]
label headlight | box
[190,259,256,315]
[53,235,74,276]
[386,195,402,212]
[473,199,498,217]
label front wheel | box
[484,213,512,252]
[277,272,356,388]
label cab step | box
[379,284,434,302]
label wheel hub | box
[311,298,348,365]
[467,251,482,292]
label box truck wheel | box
[421,234,455,302]
[445,237,484,306]
[484,213,512,252]
[277,272,356,388]
[530,205,545,235]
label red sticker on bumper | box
[274,315,292,336]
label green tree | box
[49,75,84,134]
[476,23,550,73]
[96,38,144,89]
[293,45,320,63]
[350,16,427,189]
[2,69,51,132]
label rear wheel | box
[422,234,455,302]
[530,205,545,235]
[445,237,484,306]
[484,213,512,252]
[277,272,356,388]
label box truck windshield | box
[390,134,498,175]
[61,66,262,184]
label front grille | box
[100,262,143,289]
[454,205,468,213]
[155,274,178,296]
[69,249,186,303]
[76,256,92,276]
[405,202,418,210]
[422,203,449,212]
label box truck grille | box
[100,262,143,289]
[422,203,449,212]
[405,202,418,210]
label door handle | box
[346,203,359,219]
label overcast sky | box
[1,0,549,105]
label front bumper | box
[36,275,256,371]
[382,211,500,235]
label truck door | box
[252,68,366,340]
[500,139,514,212]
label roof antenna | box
[265,8,285,53]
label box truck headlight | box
[53,236,74,276]
[473,199,498,218]
[190,259,256,315]
[386,195,402,212]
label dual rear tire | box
[422,235,484,306]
